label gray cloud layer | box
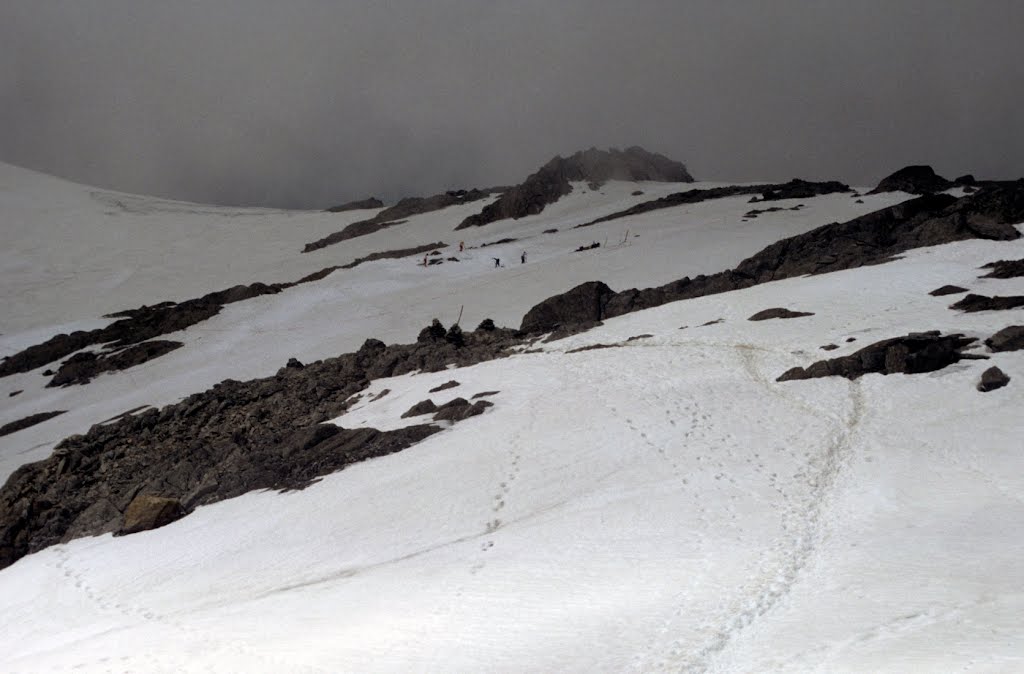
[2,1,1022,208]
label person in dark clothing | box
[493,257,500,268]
[521,251,527,264]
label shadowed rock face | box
[777,332,981,381]
[870,165,953,195]
[48,340,183,387]
[0,322,517,570]
[456,147,693,230]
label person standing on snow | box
[521,251,527,264]
[493,257,500,268]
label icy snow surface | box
[1,161,1022,672]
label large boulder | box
[520,281,615,334]
[870,165,952,195]
[978,366,1010,392]
[119,495,185,535]
[985,326,1024,352]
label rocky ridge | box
[456,147,693,231]
[0,321,522,570]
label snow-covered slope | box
[0,162,1022,672]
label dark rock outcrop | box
[985,326,1024,352]
[48,340,184,387]
[777,332,981,381]
[118,495,185,535]
[433,398,492,422]
[326,197,384,213]
[340,242,448,270]
[530,183,1024,334]
[456,147,693,230]
[0,322,524,570]
[0,411,67,438]
[748,308,815,321]
[870,166,952,195]
[929,285,969,296]
[306,189,501,252]
[575,180,849,229]
[980,258,1024,279]
[950,294,1024,312]
[520,281,615,334]
[977,366,1010,392]
[429,380,460,393]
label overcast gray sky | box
[2,1,1022,209]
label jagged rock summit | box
[870,165,953,195]
[456,146,693,230]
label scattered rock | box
[118,495,185,535]
[700,319,724,326]
[985,326,1024,352]
[869,165,952,195]
[429,380,461,393]
[846,337,857,343]
[0,410,67,438]
[286,358,304,369]
[370,388,391,401]
[950,294,1024,312]
[929,285,969,296]
[542,228,558,234]
[626,334,653,341]
[777,331,981,381]
[433,399,492,422]
[471,391,499,399]
[401,399,438,418]
[8,390,21,397]
[954,174,976,186]
[977,366,1010,392]
[325,197,383,213]
[631,190,644,196]
[476,318,496,332]
[574,242,601,252]
[748,308,815,321]
[820,344,839,351]
[979,258,1024,279]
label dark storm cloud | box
[1,1,1022,209]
